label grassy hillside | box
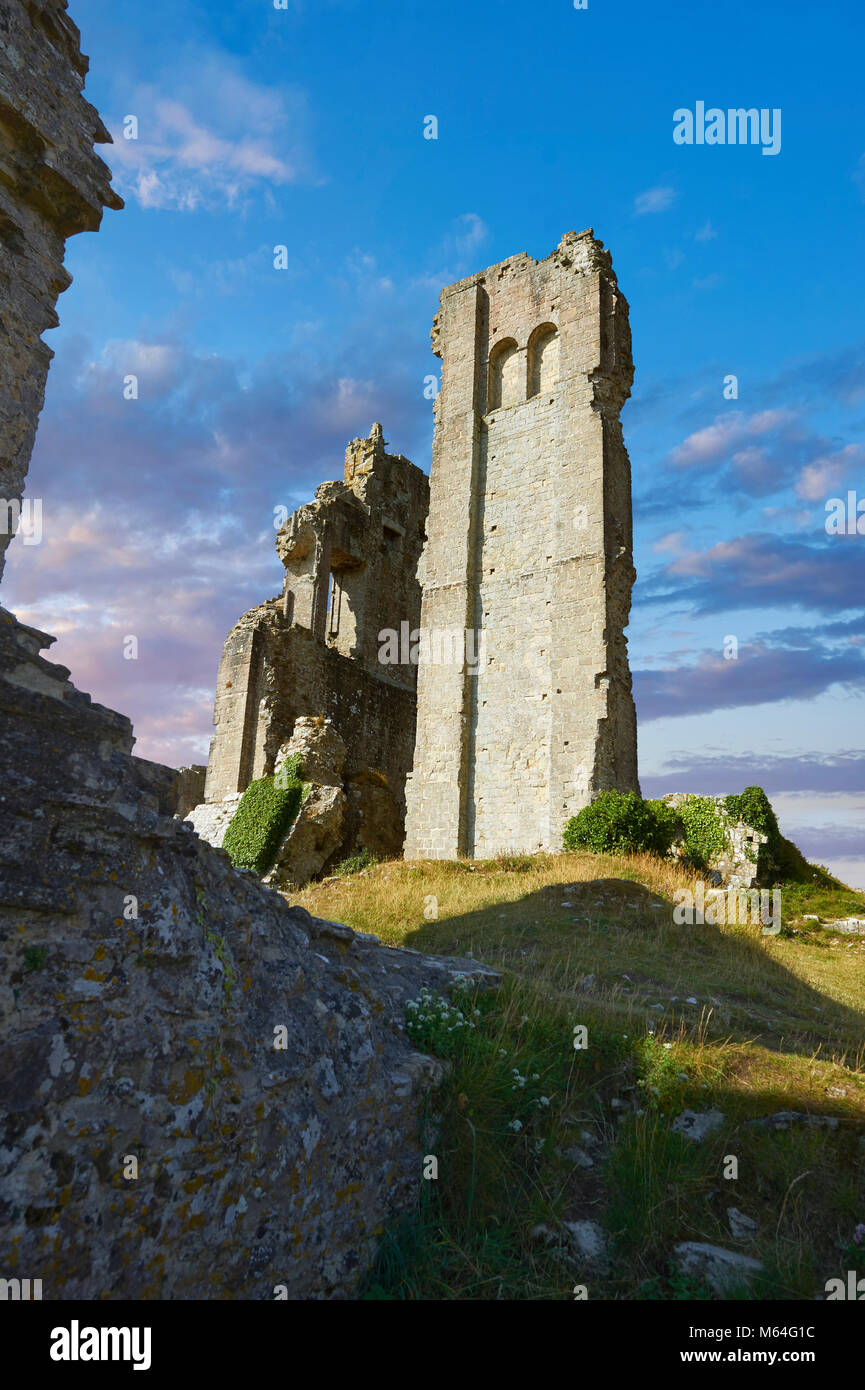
[289,852,865,1300]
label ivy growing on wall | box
[223,754,306,875]
[725,786,778,841]
[561,783,835,887]
[676,796,731,871]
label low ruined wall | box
[663,793,769,887]
[174,764,207,819]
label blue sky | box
[4,0,864,882]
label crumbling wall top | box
[430,229,619,359]
[0,0,123,234]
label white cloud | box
[795,443,865,500]
[76,339,183,398]
[634,185,676,215]
[452,213,489,257]
[344,249,395,296]
[652,531,687,554]
[109,57,318,212]
[408,214,492,295]
[670,410,796,469]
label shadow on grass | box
[401,874,865,1067]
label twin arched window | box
[488,324,558,411]
[527,323,559,397]
[487,338,520,410]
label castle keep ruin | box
[197,232,641,870]
[404,230,640,858]
[191,424,429,869]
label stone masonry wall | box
[0,0,122,580]
[664,793,770,888]
[404,230,640,859]
[204,605,418,813]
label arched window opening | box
[488,338,520,411]
[527,323,559,398]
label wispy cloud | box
[641,531,865,615]
[2,324,428,762]
[410,213,492,293]
[634,185,676,215]
[795,444,865,500]
[109,56,319,211]
[452,213,489,257]
[635,632,865,722]
[640,749,865,797]
[669,409,796,469]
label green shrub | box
[562,784,833,884]
[222,754,305,875]
[562,790,677,856]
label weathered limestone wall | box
[0,0,122,579]
[200,425,429,863]
[205,606,418,812]
[175,764,206,818]
[404,230,639,859]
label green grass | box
[331,848,378,876]
[291,851,865,1301]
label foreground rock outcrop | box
[0,610,497,1297]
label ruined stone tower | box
[193,423,429,865]
[403,229,639,859]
